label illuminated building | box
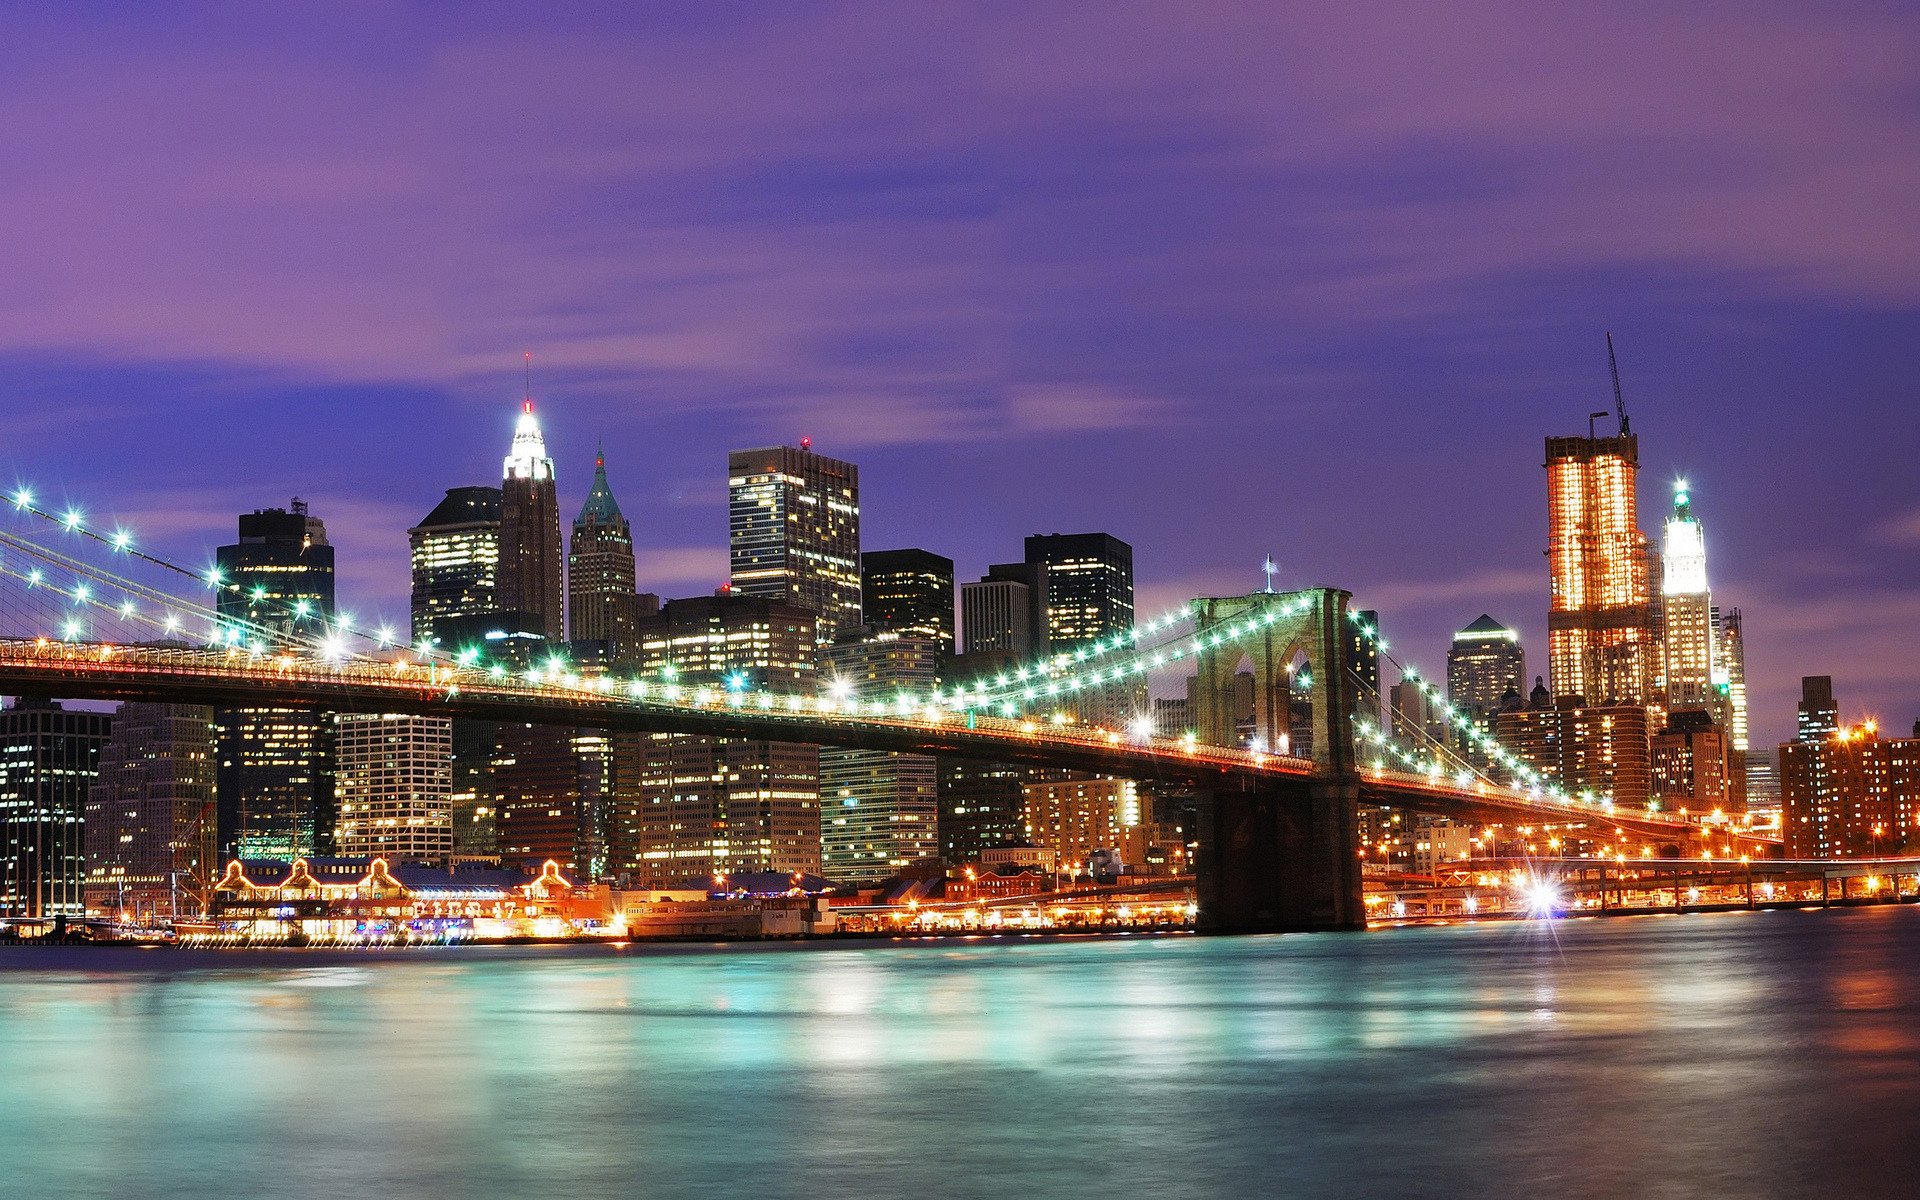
[1797,676,1839,743]
[215,502,336,861]
[960,566,1044,656]
[1023,532,1133,655]
[860,548,955,652]
[939,757,1069,865]
[206,856,604,941]
[627,594,821,887]
[1348,608,1382,727]
[333,714,454,863]
[408,486,501,647]
[1783,721,1920,858]
[1660,483,1718,711]
[729,442,861,642]
[1546,428,1655,705]
[817,630,941,882]
[83,702,216,920]
[1492,684,1652,809]
[1018,776,1185,876]
[0,698,111,920]
[1651,709,1745,812]
[1447,614,1525,763]
[1717,607,1750,751]
[568,448,654,654]
[500,400,564,642]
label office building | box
[1023,533,1134,654]
[960,565,1045,656]
[626,593,821,886]
[729,442,861,642]
[860,548,955,652]
[216,503,336,861]
[817,630,941,882]
[1019,776,1186,876]
[83,702,217,920]
[0,698,111,920]
[1798,676,1839,744]
[1718,607,1750,753]
[1447,615,1526,763]
[1546,425,1655,705]
[500,400,564,642]
[1660,483,1717,710]
[1651,709,1745,813]
[568,448,650,655]
[408,486,502,647]
[1347,608,1382,727]
[333,714,454,864]
[1493,684,1652,809]
[1784,721,1920,858]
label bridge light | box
[62,508,82,531]
[110,529,132,551]
[27,569,42,586]
[11,488,30,509]
[62,619,82,640]
[205,567,223,588]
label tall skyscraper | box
[409,486,501,647]
[729,442,861,642]
[627,594,821,887]
[1023,532,1134,655]
[860,549,955,652]
[1660,482,1716,710]
[818,630,941,882]
[333,714,454,863]
[1447,615,1526,722]
[1546,425,1655,705]
[84,702,217,920]
[216,503,336,861]
[495,722,636,880]
[1797,676,1839,743]
[0,697,111,920]
[567,448,648,653]
[1717,607,1750,752]
[500,400,564,642]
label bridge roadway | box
[0,638,1762,846]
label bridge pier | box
[1195,777,1365,933]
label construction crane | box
[1606,331,1631,434]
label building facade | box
[1784,723,1920,858]
[216,503,337,861]
[817,630,941,882]
[1447,614,1525,763]
[334,714,455,864]
[1492,686,1653,809]
[860,548,955,652]
[960,572,1040,656]
[1798,676,1839,743]
[408,486,502,647]
[1660,483,1717,711]
[0,698,111,920]
[500,400,564,642]
[568,449,651,653]
[1019,776,1185,876]
[728,443,861,642]
[1546,430,1655,706]
[83,702,217,920]
[1651,709,1746,813]
[1023,533,1134,655]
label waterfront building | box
[83,702,217,920]
[1783,721,1920,858]
[817,630,942,882]
[1798,676,1840,743]
[729,442,861,642]
[860,548,955,652]
[494,722,639,881]
[215,502,336,861]
[1492,682,1652,808]
[206,856,603,941]
[1651,709,1746,813]
[938,755,1069,866]
[626,593,821,887]
[408,486,502,647]
[1018,776,1185,876]
[0,698,111,920]
[333,714,454,864]
[1546,425,1656,706]
[568,448,650,654]
[500,400,564,642]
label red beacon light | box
[800,436,812,450]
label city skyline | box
[3,5,1917,751]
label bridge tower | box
[1188,588,1364,933]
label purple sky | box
[2,2,1916,747]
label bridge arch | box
[1188,588,1354,775]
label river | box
[3,907,1917,1198]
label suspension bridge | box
[0,482,1773,933]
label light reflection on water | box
[5,908,1920,1198]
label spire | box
[504,399,552,482]
[576,443,624,526]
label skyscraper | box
[1798,676,1839,743]
[1546,426,1655,705]
[818,630,941,882]
[0,697,111,920]
[1347,608,1383,728]
[500,400,564,642]
[1493,688,1652,808]
[960,565,1045,656]
[216,503,336,861]
[1717,607,1750,752]
[860,548,955,652]
[84,702,217,920]
[333,714,454,863]
[1660,482,1716,710]
[1023,532,1134,654]
[627,593,821,886]
[1447,615,1526,721]
[729,442,861,642]
[409,486,501,647]
[567,448,649,653]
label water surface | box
[4,909,1917,1198]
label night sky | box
[3,3,1916,747]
